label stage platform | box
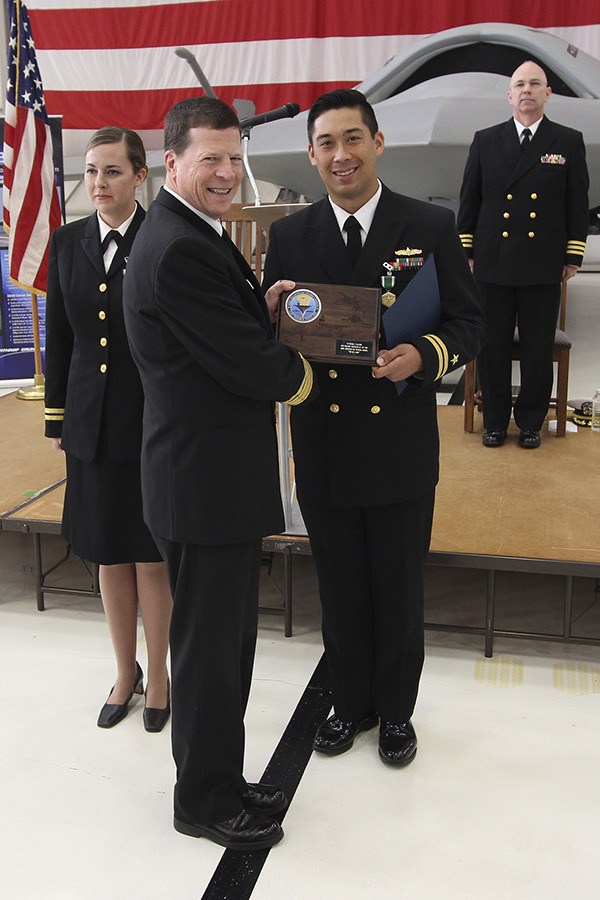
[1,392,599,655]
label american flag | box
[25,0,600,164]
[3,0,61,295]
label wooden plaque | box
[277,282,381,365]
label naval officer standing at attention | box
[44,127,172,734]
[458,60,589,449]
[264,89,484,770]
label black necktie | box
[344,215,362,267]
[100,229,122,253]
[521,128,532,151]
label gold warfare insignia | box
[383,248,424,273]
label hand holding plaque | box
[277,282,381,365]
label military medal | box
[381,247,426,307]
[381,273,396,308]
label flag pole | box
[16,291,45,400]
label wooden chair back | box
[221,203,269,282]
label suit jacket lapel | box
[80,214,105,277]
[496,119,522,183]
[222,230,272,330]
[304,188,413,287]
[106,202,145,278]
[506,116,556,187]
[156,188,271,331]
[305,200,353,283]
[222,230,261,292]
[81,203,146,279]
[352,186,409,286]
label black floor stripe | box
[447,371,465,405]
[201,653,331,900]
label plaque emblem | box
[285,288,322,323]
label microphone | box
[239,102,300,130]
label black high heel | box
[97,662,144,729]
[143,678,171,733]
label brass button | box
[528,231,535,238]
[503,212,510,219]
[371,405,381,414]
[328,369,338,379]
[530,212,536,219]
[98,310,106,320]
[100,364,107,373]
[99,283,107,293]
[502,231,509,238]
[506,194,513,200]
[329,404,340,414]
[100,337,107,347]
[531,193,537,200]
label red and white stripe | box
[23,0,600,159]
[3,2,62,295]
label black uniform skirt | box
[62,439,162,566]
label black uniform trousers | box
[476,281,561,433]
[298,489,435,725]
[155,535,262,826]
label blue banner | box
[0,245,46,380]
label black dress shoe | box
[312,713,378,755]
[482,429,507,447]
[174,810,283,850]
[242,782,288,815]
[143,681,171,733]
[97,662,143,729]
[378,720,418,767]
[518,429,541,449]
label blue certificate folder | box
[381,253,441,394]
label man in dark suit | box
[458,60,589,449]
[263,90,484,769]
[123,97,316,850]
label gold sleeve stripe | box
[44,407,65,414]
[45,414,64,421]
[423,334,449,380]
[284,355,313,406]
[566,241,586,254]
[459,234,474,248]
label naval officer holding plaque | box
[264,89,484,771]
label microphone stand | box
[241,127,262,207]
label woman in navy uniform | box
[44,127,172,732]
